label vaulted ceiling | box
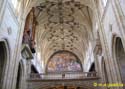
[29,0,94,68]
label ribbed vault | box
[29,0,93,71]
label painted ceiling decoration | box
[32,0,93,68]
[47,51,83,72]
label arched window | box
[115,37,125,83]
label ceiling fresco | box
[47,51,82,72]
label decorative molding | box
[7,27,12,35]
[21,44,34,60]
[94,38,102,55]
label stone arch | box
[0,39,10,89]
[46,50,83,73]
[112,37,125,83]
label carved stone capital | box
[94,39,102,55]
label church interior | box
[0,0,125,89]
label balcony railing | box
[28,72,99,81]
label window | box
[11,0,18,9]
[102,0,107,7]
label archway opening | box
[16,62,23,89]
[89,63,95,72]
[115,37,125,83]
[0,41,7,87]
[46,50,83,73]
[87,63,96,77]
[31,65,38,73]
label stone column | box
[91,0,115,86]
[0,0,8,26]
[111,0,125,49]
[93,36,103,83]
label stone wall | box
[0,0,42,89]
